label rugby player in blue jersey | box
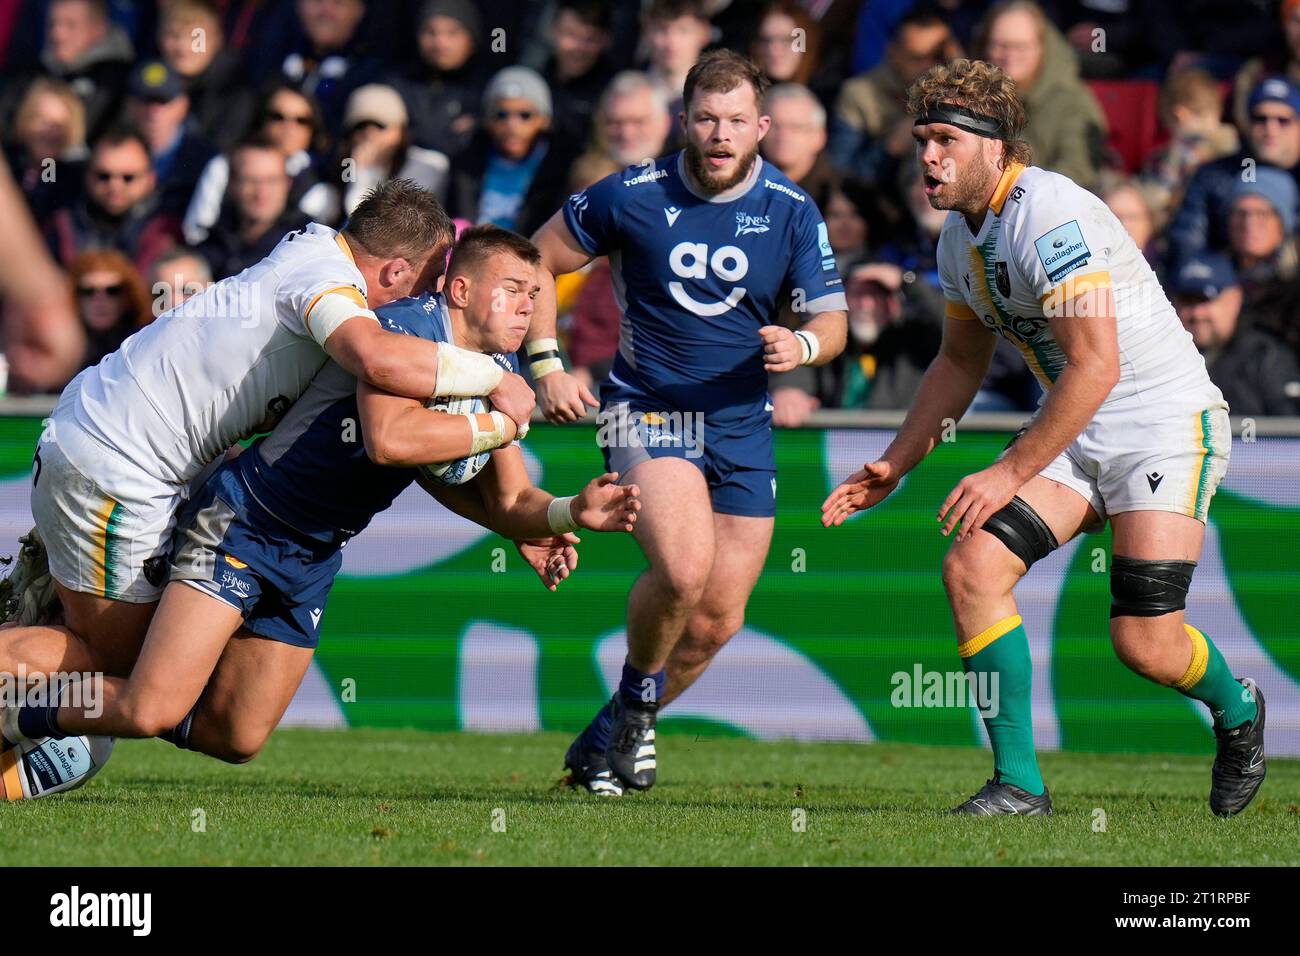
[1,227,640,767]
[524,51,848,795]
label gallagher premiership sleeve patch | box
[1034,220,1091,284]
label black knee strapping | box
[1110,556,1196,618]
[983,496,1060,570]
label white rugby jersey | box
[70,223,372,484]
[937,163,1219,411]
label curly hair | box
[905,58,1032,168]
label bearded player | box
[823,59,1264,817]
[525,50,847,795]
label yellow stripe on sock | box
[957,614,1023,659]
[1174,624,1210,692]
[0,748,24,801]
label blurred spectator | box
[68,247,153,368]
[198,137,310,280]
[886,163,949,286]
[751,2,823,93]
[1172,252,1300,415]
[1146,0,1279,78]
[446,66,575,235]
[157,0,257,153]
[562,152,625,397]
[124,59,216,215]
[1169,78,1300,267]
[281,0,383,136]
[184,82,339,245]
[148,245,213,313]
[44,126,181,273]
[815,176,897,272]
[0,151,85,393]
[387,0,486,159]
[589,71,673,166]
[762,84,832,197]
[0,0,134,143]
[831,9,957,184]
[1142,69,1239,216]
[537,0,615,149]
[1101,176,1165,272]
[1226,168,1298,293]
[643,0,714,141]
[976,0,1108,190]
[5,77,88,221]
[1048,0,1166,79]
[772,261,944,423]
[1231,0,1300,132]
[338,83,449,215]
[850,0,987,77]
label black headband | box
[914,103,1008,140]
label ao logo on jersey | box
[668,241,749,316]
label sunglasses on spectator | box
[93,170,142,183]
[78,283,125,298]
[1250,112,1296,127]
[493,109,536,122]
[349,119,388,134]
[266,109,314,127]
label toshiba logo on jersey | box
[624,168,667,186]
[763,178,805,201]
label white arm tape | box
[309,293,377,346]
[547,495,578,534]
[467,410,512,455]
[795,330,820,366]
[433,343,506,398]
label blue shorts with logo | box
[598,372,777,518]
[169,463,344,649]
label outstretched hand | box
[516,533,580,591]
[573,472,641,533]
[820,460,901,527]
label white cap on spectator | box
[344,84,409,131]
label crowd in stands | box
[0,0,1297,415]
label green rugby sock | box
[958,614,1044,796]
[1175,625,1257,729]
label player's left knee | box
[204,727,270,765]
[1109,556,1195,619]
[681,611,742,661]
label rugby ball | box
[0,735,115,800]
[419,395,492,486]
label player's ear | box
[756,114,772,140]
[448,272,471,309]
[380,257,411,288]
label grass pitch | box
[2,729,1297,866]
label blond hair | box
[15,78,86,156]
[906,58,1031,168]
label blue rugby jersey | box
[563,153,846,423]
